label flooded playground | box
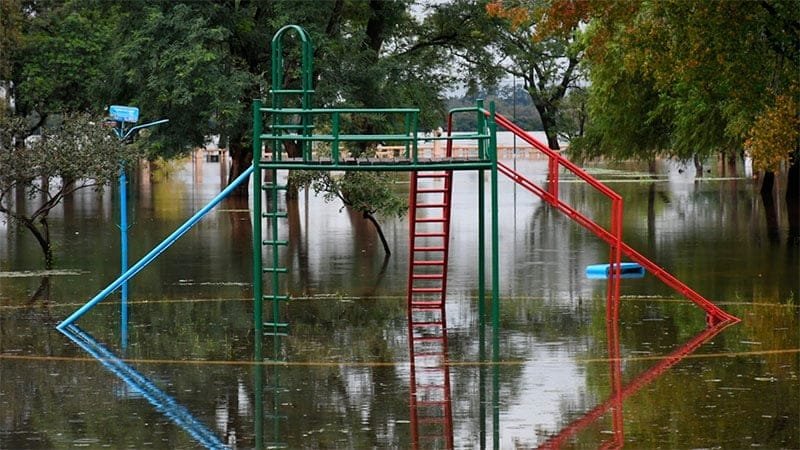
[1,154,798,448]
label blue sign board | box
[109,105,140,123]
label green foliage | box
[289,170,407,219]
[103,1,256,157]
[571,0,800,166]
[746,92,800,172]
[0,113,135,196]
[0,0,23,83]
[13,0,115,115]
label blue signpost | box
[110,105,140,124]
[109,106,167,349]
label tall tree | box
[429,0,586,150]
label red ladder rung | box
[412,273,444,279]
[413,246,445,252]
[413,337,444,344]
[411,301,444,309]
[416,218,446,223]
[412,287,443,293]
[412,260,445,265]
[412,351,445,357]
[417,417,447,424]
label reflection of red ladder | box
[408,305,453,449]
[407,163,454,448]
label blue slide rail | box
[57,166,255,330]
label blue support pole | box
[119,168,129,349]
[111,117,168,348]
[56,166,254,331]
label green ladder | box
[252,24,315,450]
[253,25,315,347]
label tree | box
[4,0,497,258]
[431,0,586,150]
[0,113,138,268]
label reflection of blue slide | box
[58,325,228,450]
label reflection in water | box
[2,157,797,448]
[58,325,228,449]
[404,277,733,449]
[253,336,288,450]
[408,300,453,449]
[536,320,734,449]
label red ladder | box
[407,166,454,448]
[407,169,453,311]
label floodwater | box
[1,153,798,449]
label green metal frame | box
[253,25,501,366]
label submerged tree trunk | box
[19,216,53,269]
[693,154,704,178]
[786,154,799,244]
[726,153,738,176]
[227,139,252,197]
[28,276,51,306]
[760,171,781,244]
[363,211,391,256]
[648,157,657,174]
[761,170,775,198]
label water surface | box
[1,155,798,448]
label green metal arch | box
[271,24,314,94]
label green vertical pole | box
[488,101,500,449]
[492,353,500,450]
[478,265,487,450]
[270,173,280,341]
[488,101,499,346]
[412,111,419,161]
[405,112,413,162]
[252,100,263,355]
[476,100,486,329]
[478,169,485,328]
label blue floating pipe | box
[59,325,228,449]
[57,166,255,331]
[585,262,645,280]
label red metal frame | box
[492,112,738,326]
